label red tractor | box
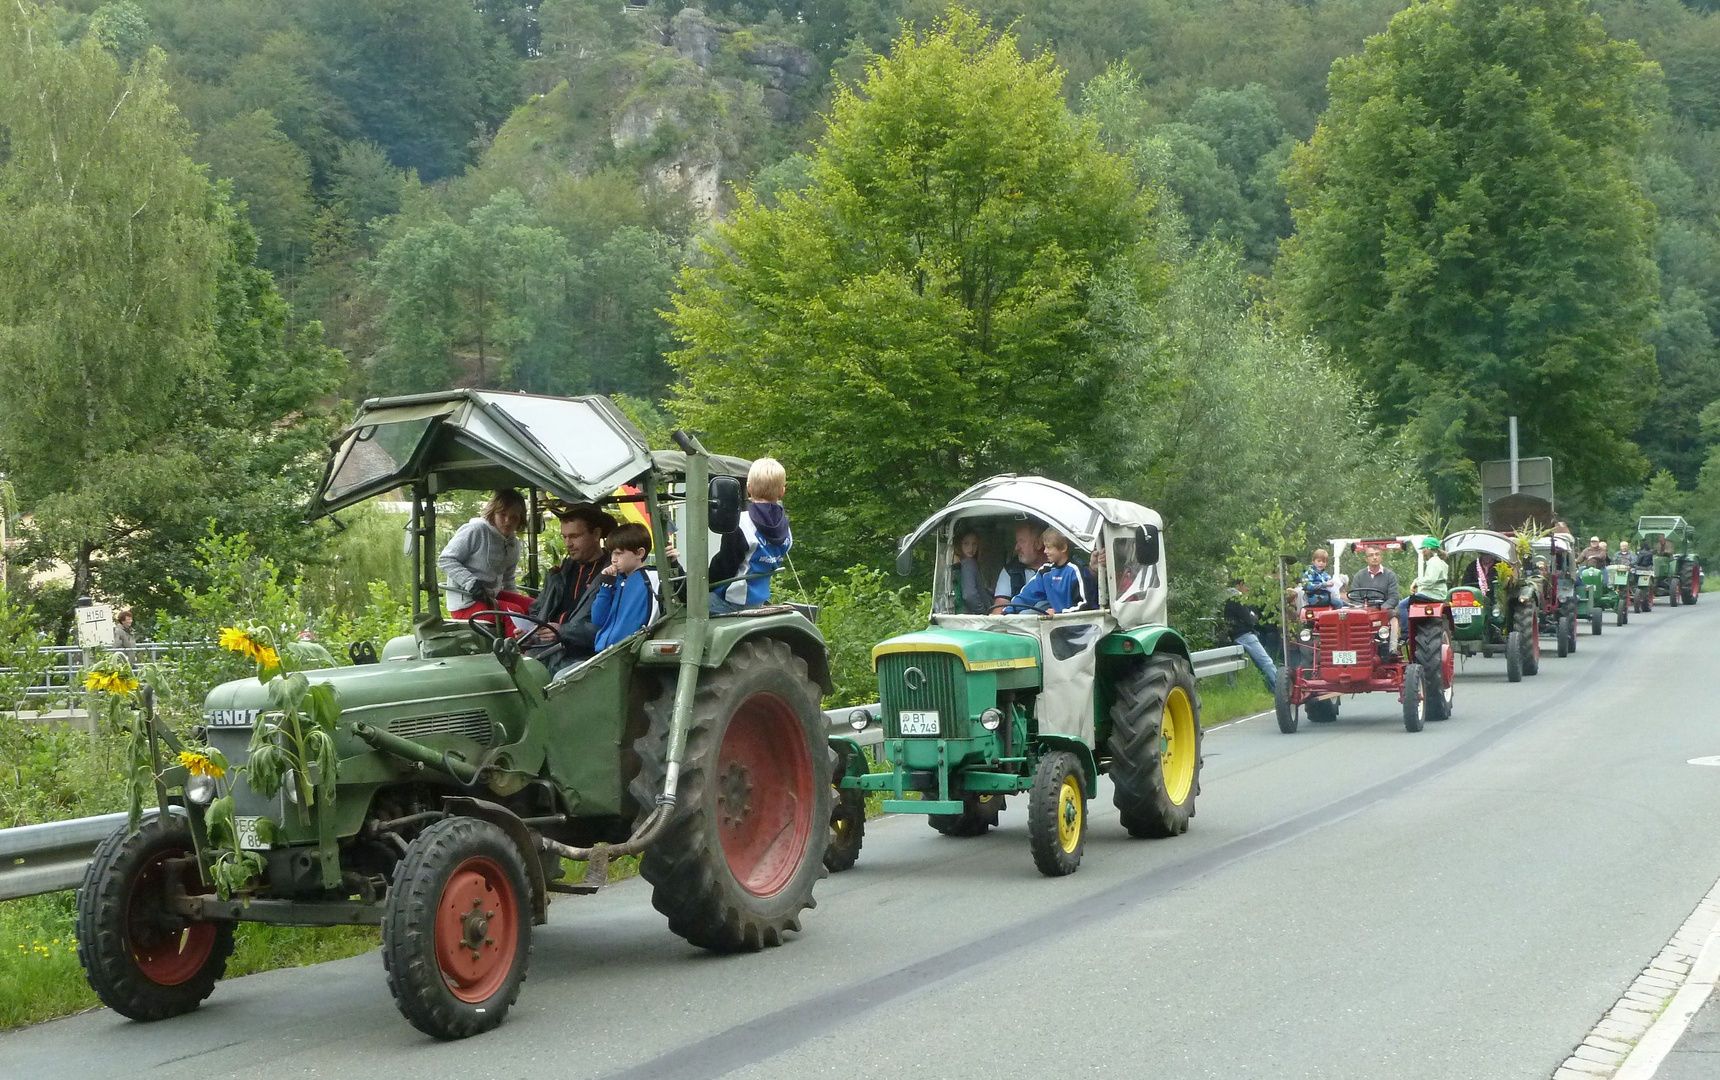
[1277,536,1455,734]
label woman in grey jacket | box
[439,489,532,632]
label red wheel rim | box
[127,850,217,986]
[433,856,518,1003]
[715,692,816,898]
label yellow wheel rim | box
[1160,686,1197,806]
[1056,776,1083,853]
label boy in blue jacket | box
[1008,529,1095,614]
[589,523,659,653]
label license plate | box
[234,816,270,851]
[1639,573,1654,584]
[1331,650,1358,666]
[1451,608,1476,624]
[897,710,940,736]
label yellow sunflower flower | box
[177,751,226,779]
[219,626,262,661]
[256,646,280,670]
[83,670,139,695]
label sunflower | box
[219,626,269,663]
[257,646,280,670]
[177,751,226,779]
[83,670,138,695]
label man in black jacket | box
[527,504,617,663]
[1224,578,1277,690]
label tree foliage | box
[1275,0,1663,511]
[668,9,1155,571]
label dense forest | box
[4,0,1720,620]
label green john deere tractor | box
[76,391,833,1039]
[1576,557,1630,632]
[1638,516,1703,606]
[826,476,1200,879]
[1443,529,1543,682]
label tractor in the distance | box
[1576,555,1630,633]
[1444,529,1542,682]
[1277,536,1453,734]
[1529,533,1580,656]
[827,476,1201,879]
[1638,516,1703,606]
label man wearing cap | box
[1395,537,1448,652]
[1579,536,1608,569]
[528,503,618,663]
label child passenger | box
[952,530,989,614]
[589,523,659,653]
[1008,529,1095,614]
[439,489,535,633]
[1302,548,1343,609]
[710,457,793,614]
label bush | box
[793,565,929,707]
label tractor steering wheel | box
[1347,586,1388,608]
[465,610,559,644]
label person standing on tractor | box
[1224,578,1278,690]
[439,489,534,632]
[709,457,793,614]
[991,519,1047,613]
[1397,537,1448,632]
[528,504,619,664]
[1350,546,1403,650]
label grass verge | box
[1198,666,1274,725]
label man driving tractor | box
[1349,546,1402,651]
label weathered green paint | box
[1098,625,1190,660]
[871,627,1038,671]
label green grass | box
[1198,667,1275,725]
[0,891,381,1032]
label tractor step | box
[882,799,965,815]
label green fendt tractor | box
[825,476,1200,879]
[1443,529,1543,682]
[1638,516,1703,606]
[76,391,833,1039]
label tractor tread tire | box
[1413,621,1450,722]
[1402,664,1425,732]
[76,816,235,1023]
[630,638,830,953]
[382,816,532,1040]
[1274,665,1297,734]
[929,793,1003,837]
[824,787,865,874]
[1027,751,1085,877]
[1307,696,1340,723]
[1108,655,1202,838]
[1514,604,1540,677]
[1506,630,1524,683]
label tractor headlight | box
[848,709,871,731]
[1376,626,1389,641]
[1299,629,1312,642]
[185,773,217,806]
[979,708,1004,731]
[282,769,299,805]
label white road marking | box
[1685,756,1720,767]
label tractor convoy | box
[72,393,1703,1040]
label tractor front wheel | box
[1506,630,1524,683]
[1108,656,1202,837]
[1670,582,1681,607]
[1402,664,1426,732]
[1592,606,1603,635]
[76,816,235,1022]
[631,638,830,952]
[1027,751,1086,877]
[1274,667,1297,734]
[928,793,1004,837]
[1515,605,1541,676]
[382,816,532,1040]
[824,787,865,873]
[1413,620,1451,721]
[1306,696,1340,723]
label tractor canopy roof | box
[1531,533,1575,554]
[897,475,1159,555]
[308,390,748,517]
[1443,529,1517,562]
[1636,515,1694,541]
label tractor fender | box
[1098,625,1192,661]
[1034,734,1099,798]
[441,796,550,925]
[703,614,833,695]
[828,736,870,780]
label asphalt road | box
[6,600,1719,1080]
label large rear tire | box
[1107,655,1202,838]
[1306,696,1340,723]
[1506,630,1524,683]
[1687,566,1701,604]
[1413,620,1450,721]
[76,816,235,1023]
[631,638,830,952]
[1027,751,1086,877]
[382,816,532,1040]
[928,793,1003,837]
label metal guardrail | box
[0,647,1244,901]
[0,641,214,701]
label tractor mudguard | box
[1406,602,1446,620]
[1098,625,1191,661]
[441,796,550,924]
[829,736,870,785]
[697,614,833,695]
[1034,735,1098,797]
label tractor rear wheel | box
[1402,664,1426,732]
[1027,751,1086,877]
[1506,630,1524,683]
[76,816,235,1023]
[824,788,865,873]
[1274,667,1297,734]
[1688,566,1701,604]
[630,638,830,952]
[383,816,532,1040]
[1413,621,1451,721]
[1108,655,1202,837]
[928,793,1004,837]
[1306,696,1340,723]
[1515,604,1541,676]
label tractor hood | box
[872,628,1040,672]
[310,390,655,517]
[203,654,520,723]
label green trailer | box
[827,476,1200,878]
[76,391,834,1039]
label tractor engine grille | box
[387,709,494,746]
[877,653,965,738]
[1314,611,1383,670]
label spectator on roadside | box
[1223,578,1277,690]
[112,608,136,657]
